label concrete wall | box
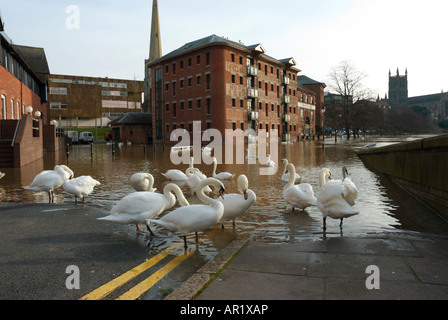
[357,134,448,218]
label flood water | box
[1,135,444,248]
[1,134,446,299]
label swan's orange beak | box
[243,190,248,200]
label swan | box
[316,167,359,230]
[24,165,74,203]
[161,167,190,181]
[130,173,157,192]
[281,159,301,184]
[98,183,189,234]
[212,157,234,180]
[148,178,225,248]
[218,174,256,228]
[282,163,317,211]
[265,154,275,167]
[186,168,212,194]
[63,176,100,204]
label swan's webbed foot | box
[136,224,146,235]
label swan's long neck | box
[212,160,217,176]
[319,171,328,187]
[197,182,221,210]
[286,165,296,188]
[282,160,288,175]
[163,184,188,207]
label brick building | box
[0,16,65,167]
[145,34,319,145]
[1,17,49,122]
[48,74,144,128]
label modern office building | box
[48,74,144,128]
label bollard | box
[90,143,93,156]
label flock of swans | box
[20,155,359,247]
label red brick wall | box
[150,42,315,145]
[0,65,48,122]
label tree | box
[326,61,375,140]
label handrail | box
[11,119,21,147]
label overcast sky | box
[1,0,446,98]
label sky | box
[1,0,447,98]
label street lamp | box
[321,106,326,149]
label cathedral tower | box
[388,68,408,106]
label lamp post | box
[321,106,326,149]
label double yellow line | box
[80,241,192,300]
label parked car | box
[79,131,93,144]
[65,131,79,144]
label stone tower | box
[388,68,408,106]
[143,0,162,112]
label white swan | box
[98,183,189,234]
[148,178,225,248]
[130,173,157,192]
[218,174,256,228]
[265,154,275,167]
[186,168,212,194]
[24,165,74,203]
[283,163,317,211]
[281,159,301,184]
[316,167,359,230]
[161,167,190,181]
[63,176,100,204]
[212,157,234,180]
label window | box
[188,57,192,67]
[197,99,202,109]
[197,55,201,65]
[11,100,14,119]
[206,98,211,115]
[196,75,201,86]
[180,60,184,69]
[231,74,235,84]
[206,52,210,66]
[173,102,177,118]
[231,53,235,62]
[206,74,211,90]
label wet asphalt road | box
[0,203,160,300]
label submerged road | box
[0,202,220,300]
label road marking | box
[80,242,184,300]
[116,250,193,300]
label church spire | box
[149,0,162,62]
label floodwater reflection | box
[0,136,444,251]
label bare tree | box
[327,61,375,140]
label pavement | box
[166,230,448,300]
[2,202,448,301]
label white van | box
[79,131,94,144]
[66,131,79,144]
